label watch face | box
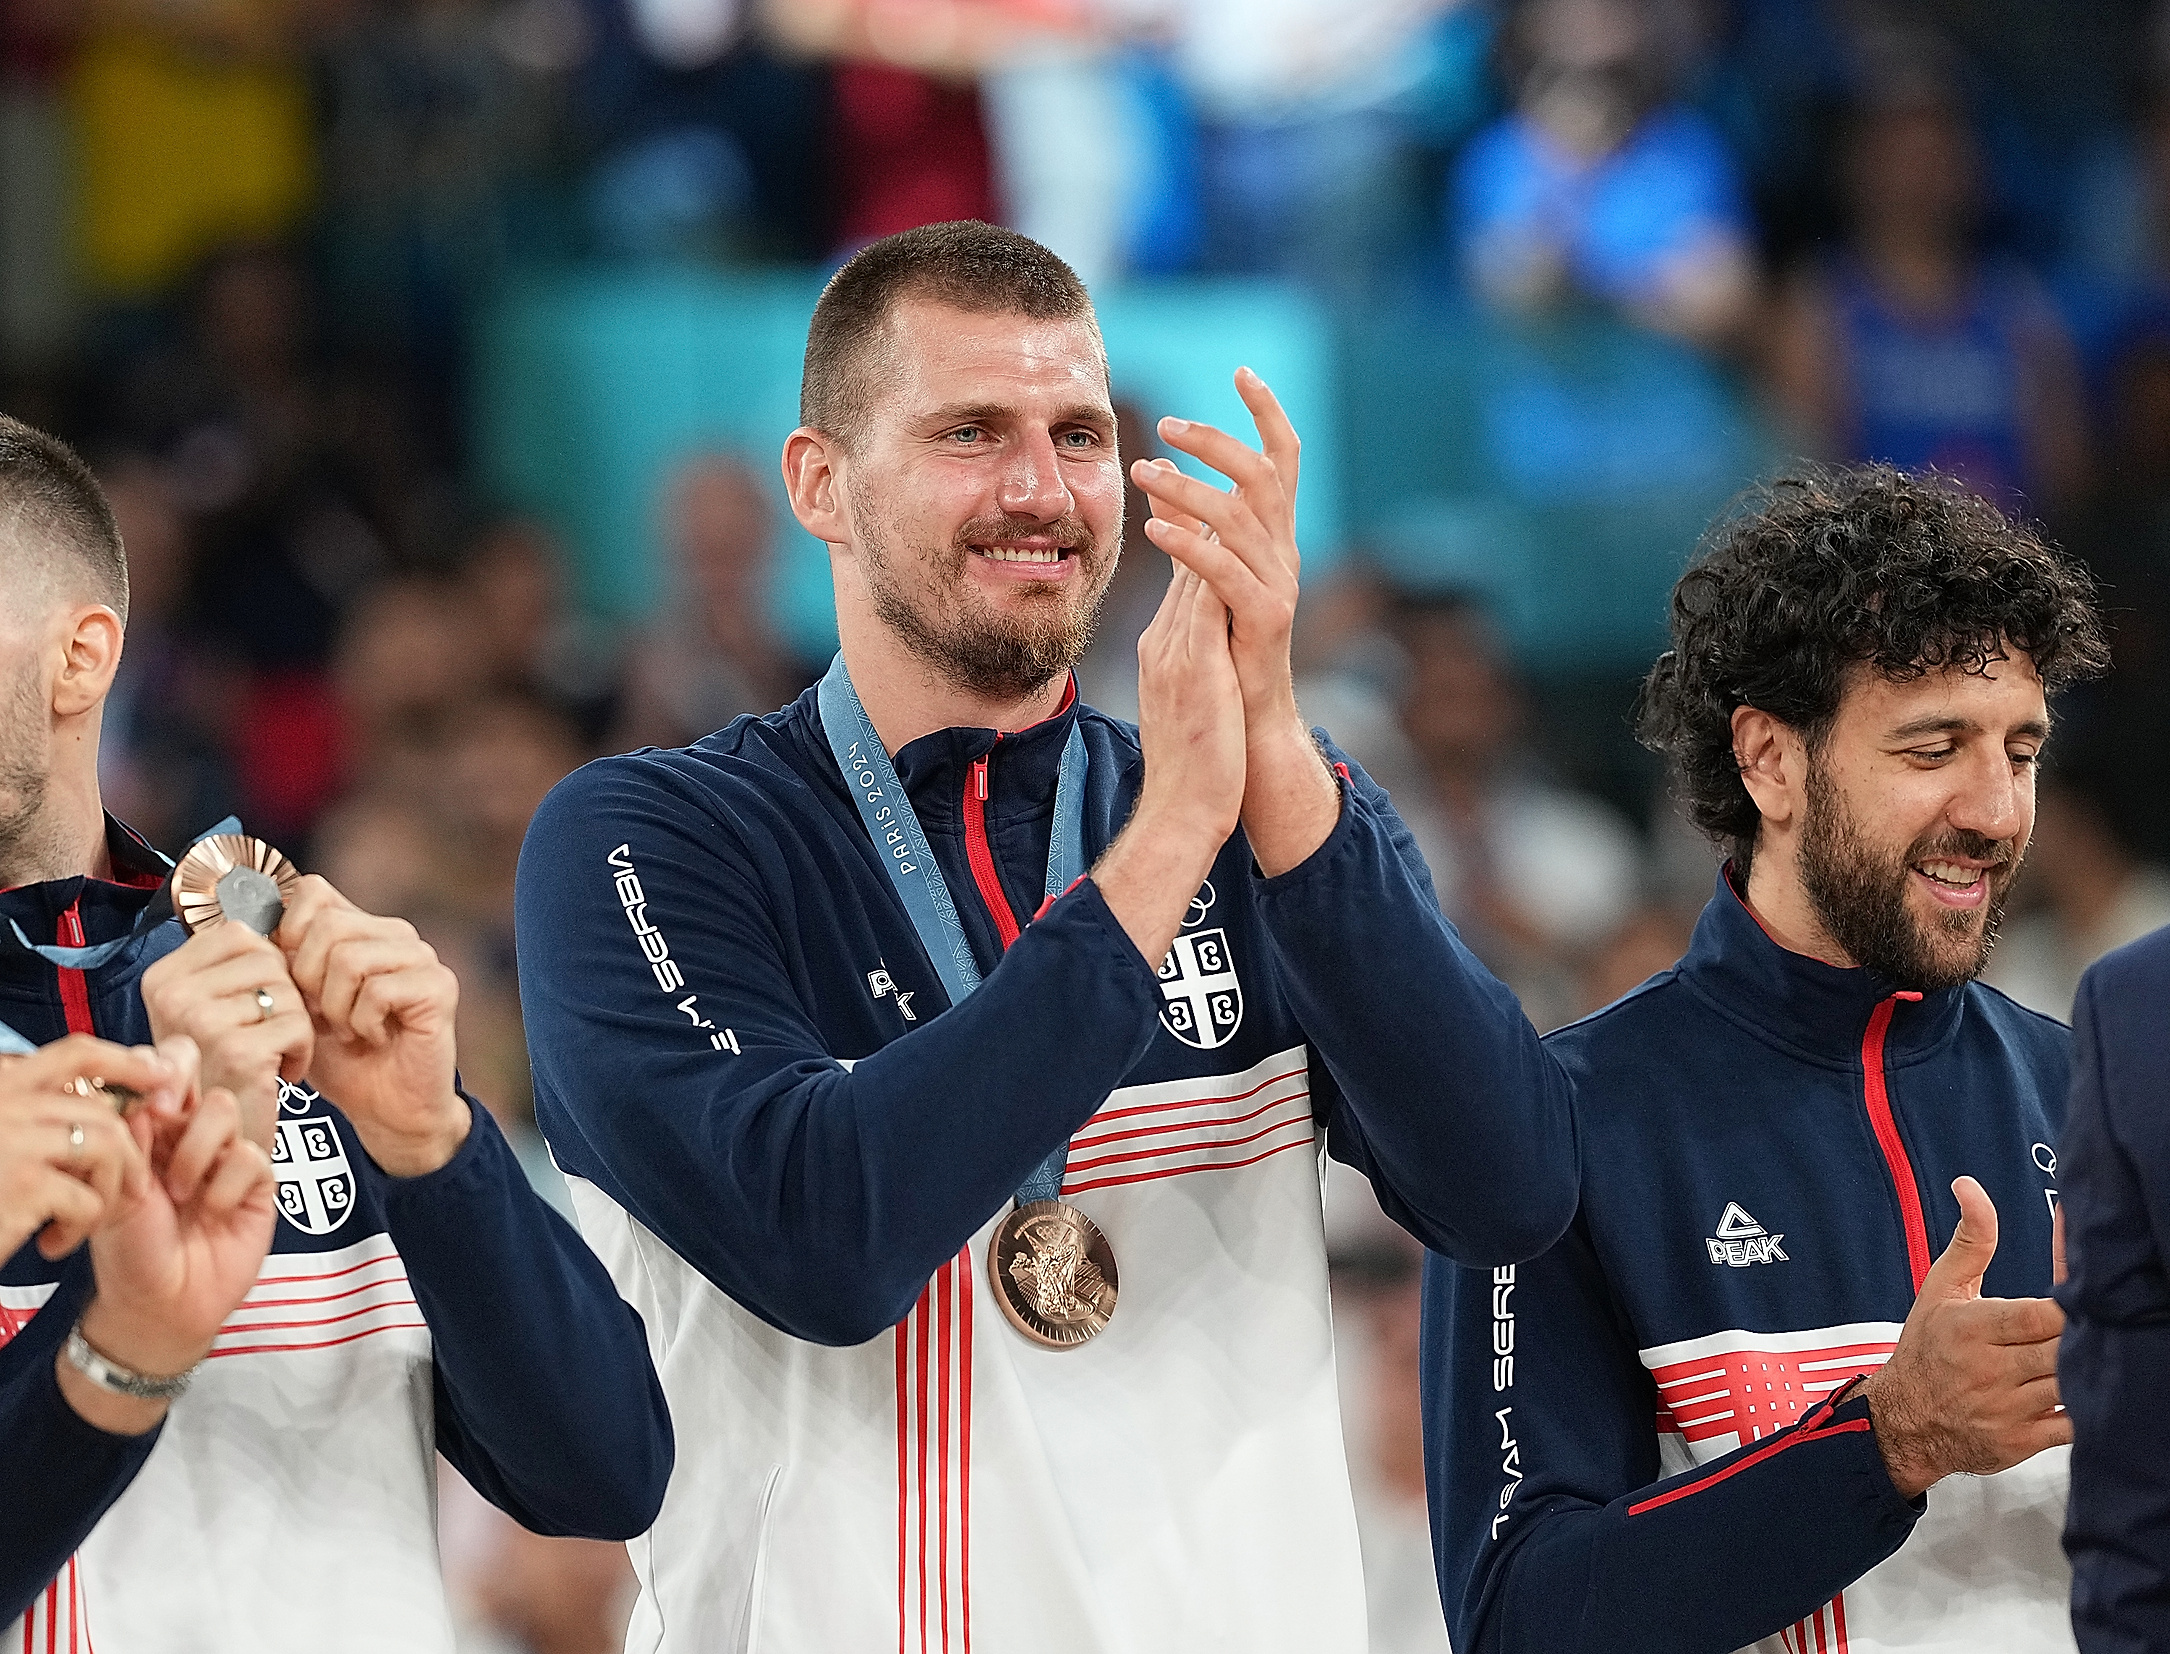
[171,835,300,937]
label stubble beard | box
[0,658,49,874]
[1797,755,2017,992]
[852,500,1115,704]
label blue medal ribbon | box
[0,815,239,972]
[817,654,1086,1205]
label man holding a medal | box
[0,413,673,1649]
[517,219,1579,1653]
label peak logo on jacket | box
[1706,1202,1787,1267]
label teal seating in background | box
[1335,292,1787,673]
[472,270,1344,663]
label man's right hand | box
[1861,1176,2070,1499]
[141,922,315,1148]
[62,1043,277,1436]
[0,1036,185,1261]
[1092,562,1248,966]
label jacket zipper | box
[962,749,1023,948]
[1859,991,1930,1290]
[55,900,95,1035]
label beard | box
[851,500,1116,703]
[0,659,48,869]
[1797,755,2019,992]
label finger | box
[1153,415,1287,523]
[1976,1294,2064,1345]
[161,1084,244,1203]
[2053,1200,2067,1287]
[2005,1334,2061,1385]
[2016,1411,2075,1455]
[1920,1176,1999,1303]
[195,1135,275,1218]
[6,1035,181,1106]
[273,873,359,957]
[33,1170,107,1258]
[1131,457,1272,565]
[1146,515,1268,613]
[67,1112,143,1216]
[314,933,432,1040]
[2015,1370,2063,1414]
[1233,365,1302,502]
[346,961,453,1048]
[286,900,394,1004]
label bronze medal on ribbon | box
[988,1198,1118,1348]
[171,835,301,937]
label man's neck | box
[838,620,1069,755]
[1739,840,1857,970]
[0,805,110,890]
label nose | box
[1947,747,2027,844]
[997,431,1074,522]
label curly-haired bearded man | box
[1425,466,2110,1654]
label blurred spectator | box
[460,517,623,744]
[1387,589,1642,1030]
[333,572,486,807]
[313,0,578,390]
[1452,0,1753,347]
[1156,0,1461,288]
[614,451,817,747]
[1984,772,2170,1022]
[1571,900,1693,1018]
[1330,1229,1452,1654]
[1766,87,2090,511]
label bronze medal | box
[988,1199,1117,1348]
[171,835,301,937]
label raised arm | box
[1129,371,1577,1263]
[516,759,1165,1348]
[1425,1223,1918,1654]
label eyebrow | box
[1886,714,2052,740]
[917,401,1115,433]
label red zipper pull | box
[974,755,988,800]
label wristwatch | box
[63,1324,195,1402]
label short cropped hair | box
[800,221,1099,443]
[1636,465,2108,869]
[0,415,127,623]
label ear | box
[782,428,850,547]
[52,604,124,718]
[1731,704,1805,834]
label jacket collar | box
[862,676,1083,829]
[1674,865,1968,1068]
[0,814,173,989]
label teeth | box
[1918,861,1982,887]
[977,546,1062,564]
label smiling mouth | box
[1917,859,1986,890]
[973,545,1071,564]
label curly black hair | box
[1636,465,2110,871]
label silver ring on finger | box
[67,1121,85,1155]
[253,986,276,1023]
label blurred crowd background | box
[5,0,2169,1647]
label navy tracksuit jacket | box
[1426,870,2072,1654]
[0,818,673,1622]
[2058,923,2170,1653]
[514,684,1580,1348]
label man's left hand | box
[278,876,470,1178]
[1129,368,1339,876]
